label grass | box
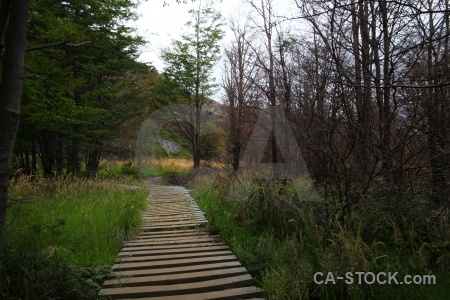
[187,169,450,300]
[0,175,148,299]
[138,158,222,184]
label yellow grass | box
[153,158,193,169]
[152,158,225,169]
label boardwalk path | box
[99,181,263,299]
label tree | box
[0,0,30,250]
[222,18,261,172]
[246,0,279,167]
[409,0,450,206]
[0,0,200,253]
[13,0,149,176]
[160,0,223,169]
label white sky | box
[130,0,245,70]
[128,0,299,100]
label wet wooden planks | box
[99,183,263,300]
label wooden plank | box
[103,267,249,287]
[134,232,210,240]
[148,210,204,214]
[118,245,229,257]
[146,220,207,227]
[150,203,191,207]
[146,212,198,218]
[151,204,192,207]
[144,213,198,217]
[115,287,263,300]
[136,231,210,239]
[112,254,238,271]
[143,219,206,225]
[112,261,243,278]
[121,242,225,252]
[99,274,254,298]
[116,250,233,263]
[123,237,218,247]
[136,230,200,237]
[151,199,188,202]
[136,230,209,237]
[145,215,205,220]
[148,208,194,214]
[145,220,206,228]
[148,214,203,219]
[144,212,195,216]
[132,235,214,243]
[140,223,207,231]
[130,233,213,240]
[143,215,198,221]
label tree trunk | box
[358,0,372,176]
[39,135,56,176]
[0,0,30,250]
[86,145,102,176]
[193,106,201,170]
[55,137,63,175]
[67,138,80,173]
[31,140,37,175]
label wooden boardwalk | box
[99,182,263,299]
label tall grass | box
[0,175,148,299]
[189,170,450,300]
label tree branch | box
[334,81,450,89]
[25,41,91,52]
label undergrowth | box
[0,175,148,299]
[190,171,450,300]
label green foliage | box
[15,0,154,176]
[190,172,450,300]
[200,132,222,160]
[161,0,224,101]
[120,162,139,176]
[158,165,194,185]
[0,176,148,298]
[0,250,107,299]
[153,1,224,168]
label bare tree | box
[410,0,450,207]
[222,19,260,172]
[245,0,281,167]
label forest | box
[0,0,449,299]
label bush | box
[0,250,109,299]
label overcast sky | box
[130,0,244,69]
[128,0,297,100]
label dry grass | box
[153,158,193,169]
[151,158,225,170]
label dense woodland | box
[220,0,449,212]
[13,0,153,176]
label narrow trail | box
[99,180,263,299]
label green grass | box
[1,175,148,299]
[97,161,139,177]
[189,172,450,300]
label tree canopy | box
[13,0,153,176]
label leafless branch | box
[25,41,91,52]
